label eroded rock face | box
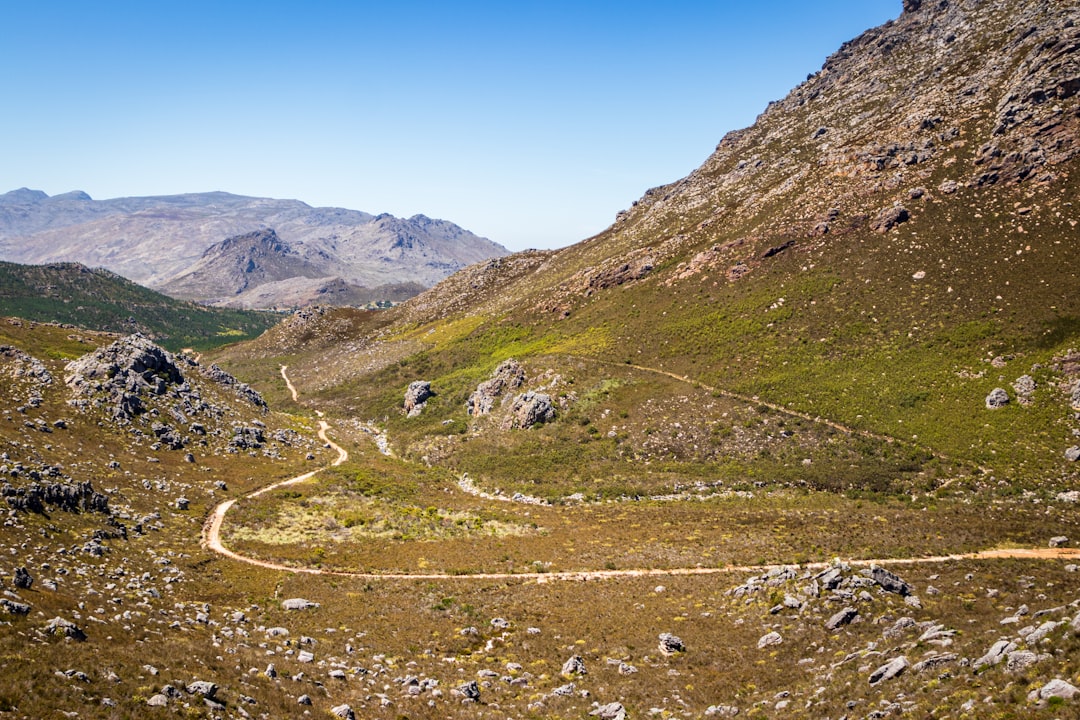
[467,360,525,416]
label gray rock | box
[705,705,741,716]
[757,631,783,649]
[975,639,1017,670]
[297,694,312,705]
[912,653,957,673]
[1050,536,1070,548]
[186,680,218,698]
[826,607,859,631]
[868,656,909,685]
[1072,381,1080,411]
[281,598,319,611]
[871,566,912,596]
[1036,678,1079,701]
[590,702,628,720]
[404,381,432,417]
[985,388,1010,409]
[331,703,356,720]
[871,205,910,232]
[44,616,86,641]
[13,567,32,590]
[658,632,685,655]
[328,669,346,680]
[508,392,555,429]
[561,655,587,676]
[457,680,481,701]
[1066,446,1080,462]
[146,694,169,707]
[297,650,314,663]
[0,598,31,615]
[1012,375,1036,399]
[467,359,525,416]
[1007,650,1040,672]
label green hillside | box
[0,260,280,350]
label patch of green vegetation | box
[0,260,280,350]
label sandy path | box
[280,365,299,402]
[202,366,1080,582]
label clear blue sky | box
[1,1,900,251]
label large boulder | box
[985,388,1010,409]
[871,566,912,596]
[404,381,433,417]
[508,392,555,429]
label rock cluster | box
[64,334,264,431]
[2,479,108,515]
[468,359,525,416]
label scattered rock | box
[281,598,319,611]
[1049,536,1069,548]
[871,205,910,232]
[985,388,1010,409]
[1033,678,1079,702]
[561,655,587,677]
[297,694,312,705]
[456,680,481,701]
[975,639,1017,670]
[757,631,783,649]
[826,607,859,631]
[13,566,32,590]
[869,656,909,685]
[590,702,628,720]
[44,616,86,641]
[1065,446,1080,462]
[871,566,912,596]
[186,681,218,698]
[146,694,168,707]
[0,598,31,615]
[658,632,685,655]
[330,703,356,719]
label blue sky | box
[1,1,900,251]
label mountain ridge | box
[0,189,508,308]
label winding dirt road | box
[201,367,1080,582]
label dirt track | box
[202,367,1080,582]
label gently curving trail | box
[202,366,1080,582]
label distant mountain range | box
[0,189,507,308]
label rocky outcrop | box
[468,360,525,416]
[2,480,108,515]
[64,334,265,428]
[508,392,555,429]
[404,381,433,417]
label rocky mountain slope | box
[233,0,1080,486]
[3,1,1080,718]
[0,190,507,308]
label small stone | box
[186,681,218,698]
[146,694,168,707]
[297,695,312,705]
[1050,536,1069,548]
[1065,446,1080,462]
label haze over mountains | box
[0,189,507,309]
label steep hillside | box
[0,190,508,308]
[0,261,279,350]
[217,0,1080,488]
